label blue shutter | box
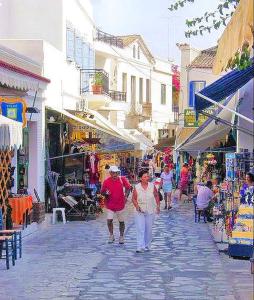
[75,36,83,68]
[82,42,90,69]
[89,46,95,69]
[189,81,194,107]
[66,27,75,61]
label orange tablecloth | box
[9,196,33,225]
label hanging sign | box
[184,108,214,128]
[0,97,27,127]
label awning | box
[47,107,135,148]
[155,137,175,151]
[213,0,254,74]
[175,127,197,149]
[195,59,254,113]
[123,129,154,151]
[0,114,23,148]
[176,95,238,155]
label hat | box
[109,166,120,173]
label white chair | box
[52,208,66,224]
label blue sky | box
[92,0,225,64]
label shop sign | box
[184,108,214,128]
[0,97,27,127]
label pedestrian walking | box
[101,166,132,244]
[132,170,160,253]
[179,163,189,201]
[160,165,174,209]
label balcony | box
[80,69,111,109]
[109,90,127,102]
[96,30,124,48]
[142,103,152,118]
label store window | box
[161,84,166,105]
[17,128,29,194]
[189,80,206,107]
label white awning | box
[47,107,135,145]
[0,115,23,148]
[176,95,238,155]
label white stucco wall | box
[95,41,173,142]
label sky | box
[92,0,225,65]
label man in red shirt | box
[101,166,132,244]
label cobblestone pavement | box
[0,202,253,300]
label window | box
[161,84,166,105]
[66,26,75,61]
[131,76,136,103]
[137,46,140,59]
[189,81,206,107]
[146,79,150,103]
[172,129,175,137]
[139,78,143,104]
[133,45,136,58]
[122,73,127,93]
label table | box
[8,196,33,225]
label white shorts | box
[107,208,126,222]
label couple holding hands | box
[101,166,160,253]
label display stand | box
[228,205,254,258]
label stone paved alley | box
[0,202,253,300]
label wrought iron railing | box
[109,90,127,102]
[80,69,109,95]
[96,30,124,48]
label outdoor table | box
[8,195,33,225]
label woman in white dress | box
[132,170,160,253]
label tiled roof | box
[117,34,155,63]
[0,59,50,83]
[189,46,218,69]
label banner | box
[184,108,214,128]
[0,97,27,127]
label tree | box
[168,0,252,70]
[168,0,240,38]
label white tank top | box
[135,182,157,214]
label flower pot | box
[92,85,103,95]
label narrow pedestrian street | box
[1,202,252,300]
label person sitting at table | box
[195,181,216,222]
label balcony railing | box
[109,90,127,102]
[96,30,124,48]
[80,69,109,95]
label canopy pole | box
[196,93,254,124]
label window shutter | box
[189,81,194,107]
[66,27,75,61]
[89,46,95,69]
[75,36,83,68]
[82,42,90,69]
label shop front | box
[0,58,50,229]
[45,107,140,211]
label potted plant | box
[92,72,104,94]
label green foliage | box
[226,43,252,71]
[93,72,104,85]
[168,0,240,38]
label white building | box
[0,0,95,112]
[0,45,49,200]
[86,32,174,144]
